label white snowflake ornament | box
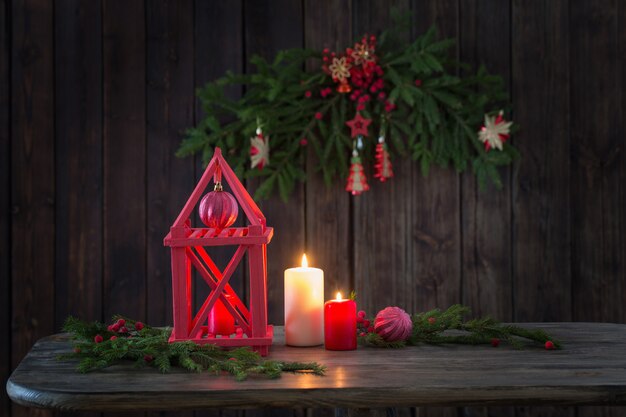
[478,110,512,152]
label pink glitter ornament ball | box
[199,182,238,230]
[374,306,412,342]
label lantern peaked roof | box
[170,147,266,230]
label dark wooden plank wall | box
[2,1,625,417]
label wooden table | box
[6,324,626,411]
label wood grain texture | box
[193,3,243,417]
[10,1,55,417]
[353,0,414,319]
[193,0,245,325]
[570,5,626,417]
[459,0,513,321]
[8,323,626,411]
[0,0,10,415]
[103,0,147,320]
[511,0,571,323]
[145,4,195,417]
[244,0,305,328]
[146,0,195,327]
[304,0,352,307]
[54,0,103,326]
[410,0,461,312]
[410,4,460,417]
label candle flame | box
[301,253,308,268]
[336,292,342,300]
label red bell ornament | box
[199,182,239,229]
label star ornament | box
[345,113,371,138]
[250,132,270,170]
[328,56,351,83]
[478,110,512,151]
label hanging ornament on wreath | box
[346,138,369,195]
[199,168,239,230]
[478,110,512,152]
[374,121,393,182]
[345,112,371,195]
[250,125,270,169]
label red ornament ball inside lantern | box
[199,182,239,229]
[374,306,412,342]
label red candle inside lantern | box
[324,292,357,351]
[207,296,235,336]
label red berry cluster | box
[319,35,396,114]
[93,318,145,344]
[356,310,375,337]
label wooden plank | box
[410,0,461,311]
[411,3,461,417]
[54,0,103,326]
[193,3,245,356]
[458,4,515,417]
[459,0,513,321]
[569,5,626,417]
[352,0,413,321]
[54,4,103,417]
[10,0,55,417]
[8,323,626,411]
[243,0,306,329]
[102,0,147,320]
[352,4,411,417]
[511,0,571,322]
[511,4,572,417]
[145,0,195,333]
[0,0,10,415]
[303,0,352,316]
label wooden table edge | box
[7,378,626,411]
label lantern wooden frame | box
[163,148,274,356]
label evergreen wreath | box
[180,17,518,201]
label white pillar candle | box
[284,254,324,346]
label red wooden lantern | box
[163,148,274,356]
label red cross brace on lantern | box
[163,147,274,356]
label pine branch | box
[59,317,326,381]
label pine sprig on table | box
[60,317,325,381]
[359,305,560,349]
[180,18,518,201]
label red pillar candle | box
[208,296,235,336]
[324,292,357,350]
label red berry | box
[367,326,375,333]
[315,112,323,120]
[323,48,329,54]
[144,355,154,362]
[305,90,312,98]
[119,326,128,333]
[94,335,103,343]
[357,310,366,319]
[415,79,422,87]
[300,138,308,146]
[359,332,366,337]
[545,341,555,350]
[363,319,371,328]
[491,338,500,347]
[134,321,144,331]
[110,336,118,341]
[356,104,365,112]
[228,357,237,361]
[378,92,386,100]
[428,317,436,324]
[322,56,329,62]
[117,319,126,326]
[107,325,114,332]
[111,323,120,332]
[73,347,81,354]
